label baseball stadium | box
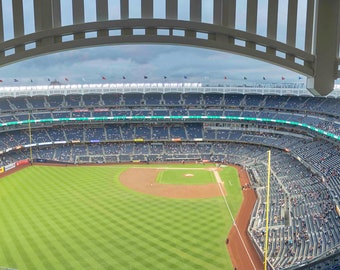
[0,1,340,270]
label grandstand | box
[0,82,339,270]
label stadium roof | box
[2,82,340,98]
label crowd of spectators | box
[0,92,339,269]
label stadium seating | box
[0,91,339,270]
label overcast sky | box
[0,0,316,86]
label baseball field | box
[0,164,245,270]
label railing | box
[0,115,338,141]
[1,82,339,97]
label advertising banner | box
[4,163,16,172]
[16,159,30,167]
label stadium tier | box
[0,88,339,270]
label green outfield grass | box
[0,164,243,270]
[156,168,215,184]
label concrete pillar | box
[12,0,24,53]
[120,0,132,35]
[0,2,3,58]
[96,0,108,37]
[307,0,339,96]
[286,0,297,62]
[142,0,156,35]
[34,0,55,46]
[246,0,257,49]
[266,0,278,55]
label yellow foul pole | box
[28,113,33,164]
[264,150,271,270]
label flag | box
[184,76,188,79]
[144,76,148,79]
[122,76,126,79]
[163,76,167,79]
[224,76,227,80]
[262,77,266,80]
[281,76,285,80]
[243,77,247,80]
[31,79,33,83]
[14,79,19,82]
[102,76,106,80]
[64,78,69,81]
[48,78,50,81]
[0,80,3,83]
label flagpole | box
[264,150,271,270]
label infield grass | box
[0,164,243,270]
[156,168,215,184]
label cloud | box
[0,44,301,85]
[0,0,306,86]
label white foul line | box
[212,169,257,270]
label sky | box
[0,0,313,86]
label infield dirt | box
[119,167,226,199]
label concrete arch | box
[0,19,314,74]
[0,0,339,96]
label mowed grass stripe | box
[30,167,131,268]
[48,180,130,267]
[0,168,101,269]
[0,165,243,269]
[31,167,159,268]
[45,211,114,267]
[0,225,18,269]
[101,174,228,268]
[49,167,230,269]
[0,172,60,270]
[55,170,212,269]
[4,171,84,269]
[52,201,141,267]
[1,166,215,268]
[63,183,221,269]
[19,168,91,269]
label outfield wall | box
[0,159,30,179]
